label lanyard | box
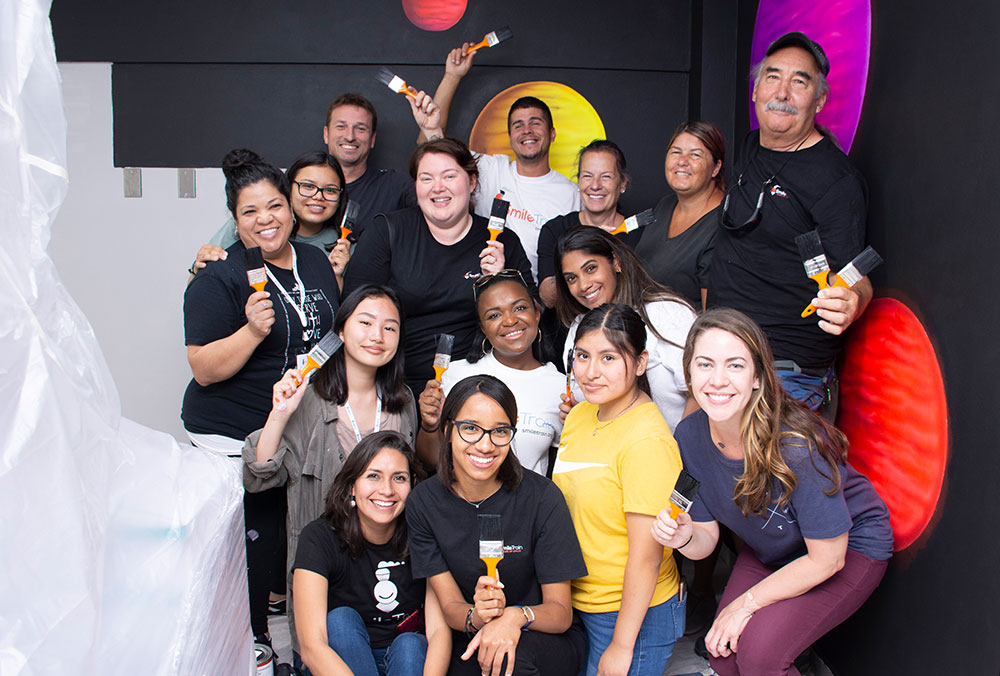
[264,246,309,340]
[343,395,382,443]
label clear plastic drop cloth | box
[0,1,253,674]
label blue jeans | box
[578,595,685,676]
[297,606,427,676]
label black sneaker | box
[268,598,287,616]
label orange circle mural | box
[836,298,948,552]
[401,0,467,31]
[469,82,606,181]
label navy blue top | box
[676,410,893,566]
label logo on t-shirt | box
[769,184,788,199]
[502,544,524,554]
[464,271,483,280]
[373,560,405,613]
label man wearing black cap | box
[708,31,872,416]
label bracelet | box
[420,422,440,434]
[464,606,479,634]
[677,532,694,549]
[744,589,761,614]
[187,264,197,275]
[512,604,534,630]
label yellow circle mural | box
[469,82,606,181]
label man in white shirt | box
[414,45,580,278]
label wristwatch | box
[513,604,534,630]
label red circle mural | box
[401,0,467,31]
[836,298,948,551]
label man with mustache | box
[415,45,580,280]
[708,32,872,418]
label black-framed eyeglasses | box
[295,181,342,201]
[452,420,516,446]
[473,269,527,300]
[721,173,772,231]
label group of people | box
[179,30,893,676]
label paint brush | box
[487,196,510,241]
[340,200,359,241]
[610,208,655,235]
[275,332,344,407]
[667,469,701,520]
[795,230,831,295]
[565,346,575,400]
[478,513,504,586]
[246,246,267,292]
[466,26,514,54]
[432,333,455,382]
[801,246,883,318]
[376,67,418,101]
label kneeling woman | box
[293,431,450,676]
[652,308,892,676]
[406,375,588,676]
[553,304,686,676]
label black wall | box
[51,1,743,214]
[819,1,1000,673]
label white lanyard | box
[343,395,383,443]
[264,247,309,340]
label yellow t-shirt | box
[552,401,682,613]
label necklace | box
[455,483,502,509]
[592,391,641,436]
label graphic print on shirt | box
[761,504,797,531]
[518,413,557,440]
[373,560,404,614]
[551,442,608,474]
[298,286,332,348]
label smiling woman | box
[344,138,536,402]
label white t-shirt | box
[563,299,697,431]
[474,153,580,279]
[442,352,565,475]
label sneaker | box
[268,598,287,616]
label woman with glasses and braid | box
[406,375,588,676]
[416,269,564,475]
[190,150,354,291]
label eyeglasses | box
[721,173,772,231]
[295,181,342,201]
[473,269,527,300]
[452,420,516,446]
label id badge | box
[296,353,309,372]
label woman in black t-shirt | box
[405,375,587,676]
[343,138,535,401]
[293,431,450,676]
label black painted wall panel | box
[52,1,691,72]
[112,62,689,212]
[817,1,1000,674]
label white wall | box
[51,63,230,441]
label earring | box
[348,496,356,508]
[481,336,491,355]
[535,326,543,343]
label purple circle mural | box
[750,0,871,152]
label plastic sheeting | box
[0,2,252,674]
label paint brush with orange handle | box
[610,208,655,236]
[795,230,831,298]
[478,513,504,588]
[376,67,418,101]
[801,246,883,318]
[340,200,359,241]
[466,26,513,55]
[565,347,575,401]
[275,332,344,407]
[667,469,700,520]
[487,196,510,241]
[246,246,267,292]
[432,333,455,382]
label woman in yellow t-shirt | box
[552,303,685,676]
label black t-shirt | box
[633,193,718,307]
[708,132,868,369]
[182,241,339,439]
[343,208,536,393]
[293,518,425,649]
[405,471,587,605]
[536,212,641,284]
[348,167,416,237]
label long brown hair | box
[682,308,847,517]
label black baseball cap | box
[765,31,830,76]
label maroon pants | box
[710,546,888,676]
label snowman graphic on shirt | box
[373,562,399,613]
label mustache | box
[765,100,799,115]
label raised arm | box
[416,44,476,144]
